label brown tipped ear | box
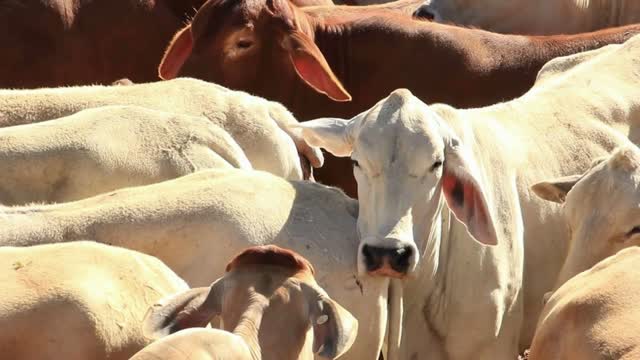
[531,174,582,204]
[286,32,352,102]
[142,279,225,339]
[159,25,193,80]
[302,284,358,359]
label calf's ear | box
[441,138,498,246]
[303,284,358,359]
[531,174,581,204]
[292,118,353,157]
[159,25,194,80]
[286,31,352,102]
[142,278,225,339]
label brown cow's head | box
[159,0,351,102]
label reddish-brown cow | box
[0,0,429,90]
[0,0,207,88]
[159,0,640,197]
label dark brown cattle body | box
[0,0,427,89]
[0,0,209,88]
[159,0,640,196]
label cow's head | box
[533,146,640,294]
[143,245,358,359]
[159,0,351,103]
[293,89,498,277]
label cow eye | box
[236,39,253,49]
[430,160,443,172]
[626,226,640,238]
[351,159,360,168]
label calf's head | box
[143,245,358,360]
[533,146,640,292]
[159,0,350,102]
[293,89,498,278]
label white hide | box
[0,105,251,205]
[0,78,323,180]
[0,241,188,360]
[0,169,388,360]
[294,35,640,359]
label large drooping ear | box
[292,118,354,157]
[159,25,193,80]
[302,284,358,359]
[531,174,582,204]
[441,137,498,246]
[285,31,352,102]
[142,278,225,339]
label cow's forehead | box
[567,161,640,220]
[354,91,443,157]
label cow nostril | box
[413,7,435,21]
[390,246,413,273]
[362,244,380,271]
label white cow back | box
[0,241,188,360]
[0,105,251,205]
[0,169,388,360]
[0,78,312,180]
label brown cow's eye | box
[237,40,253,49]
[626,226,640,238]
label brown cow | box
[0,0,429,90]
[0,0,206,88]
[158,0,640,197]
[132,245,358,360]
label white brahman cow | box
[529,247,640,359]
[0,241,188,360]
[0,105,251,205]
[293,35,640,359]
[0,78,322,180]
[533,145,640,295]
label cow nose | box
[413,6,435,21]
[362,244,413,277]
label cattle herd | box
[1,0,640,359]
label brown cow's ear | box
[142,278,225,339]
[287,32,352,102]
[159,25,194,80]
[303,284,358,359]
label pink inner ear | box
[158,26,193,80]
[290,53,351,102]
[442,171,497,245]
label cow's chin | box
[367,268,408,279]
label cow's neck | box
[232,295,268,360]
[402,193,457,338]
[300,16,640,119]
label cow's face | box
[295,89,498,278]
[533,146,640,293]
[141,245,358,360]
[158,0,350,103]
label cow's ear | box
[531,175,581,204]
[142,279,225,339]
[286,31,351,102]
[303,284,358,359]
[159,25,193,80]
[291,118,353,157]
[441,138,498,246]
